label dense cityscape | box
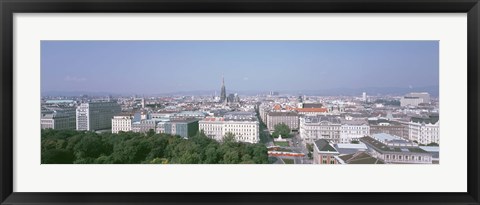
[41,77,439,164]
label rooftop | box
[294,108,328,113]
[411,115,439,124]
[334,143,368,155]
[268,111,299,117]
[419,146,439,152]
[341,119,368,125]
[338,151,385,164]
[169,118,199,123]
[372,133,402,142]
[45,100,75,104]
[360,136,428,154]
[302,103,323,108]
[304,116,341,124]
[314,139,338,153]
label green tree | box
[306,143,314,153]
[223,132,236,143]
[73,134,107,159]
[147,129,156,137]
[204,144,220,164]
[251,144,268,164]
[240,154,255,164]
[223,150,240,164]
[41,149,74,164]
[272,123,290,138]
[41,129,270,164]
[427,142,439,146]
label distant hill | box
[42,85,439,97]
[280,86,439,97]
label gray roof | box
[334,143,368,155]
[411,115,439,124]
[268,112,299,117]
[360,136,428,154]
[305,116,341,124]
[302,103,323,108]
[338,152,384,164]
[314,139,338,152]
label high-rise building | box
[220,76,227,103]
[362,92,367,102]
[76,101,121,131]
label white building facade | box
[340,120,370,143]
[199,118,225,141]
[400,92,431,107]
[299,116,341,143]
[111,115,133,133]
[199,112,260,143]
[408,121,440,145]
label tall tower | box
[220,76,227,103]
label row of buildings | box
[110,111,260,143]
[41,99,261,143]
[312,133,439,164]
[258,96,439,145]
[41,101,121,131]
[300,115,439,145]
[111,114,199,139]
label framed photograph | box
[1,0,479,204]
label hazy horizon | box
[41,41,439,95]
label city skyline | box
[41,41,439,95]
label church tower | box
[220,76,227,103]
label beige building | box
[199,112,260,143]
[111,115,133,133]
[267,111,299,132]
[132,119,157,133]
[400,92,431,107]
[299,116,341,143]
[340,119,370,143]
[199,117,225,141]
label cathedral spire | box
[220,75,227,103]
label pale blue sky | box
[41,41,439,94]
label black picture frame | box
[1,0,479,204]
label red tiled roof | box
[273,104,282,110]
